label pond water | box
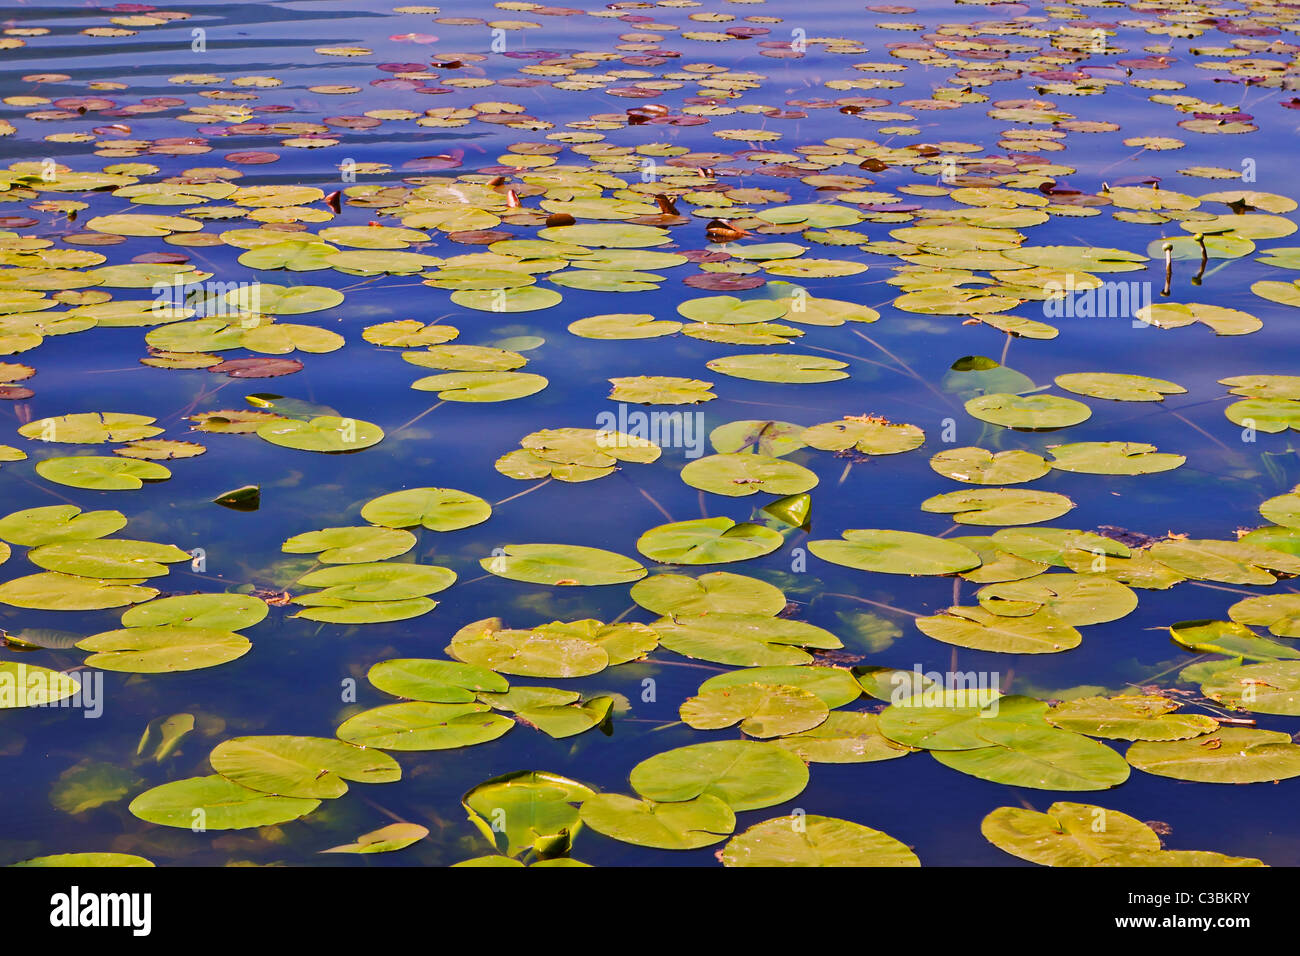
[2,0,1300,868]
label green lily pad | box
[637,518,784,565]
[607,375,715,405]
[977,573,1138,625]
[579,793,734,850]
[1046,696,1218,741]
[630,740,808,811]
[28,539,190,579]
[802,418,924,455]
[283,526,415,564]
[1127,728,1300,784]
[1228,593,1300,638]
[18,411,161,444]
[359,487,490,531]
[929,448,1049,485]
[981,803,1161,866]
[296,562,455,602]
[680,682,829,738]
[209,735,401,799]
[809,529,981,575]
[680,453,818,498]
[1202,661,1300,716]
[631,571,787,617]
[224,283,343,315]
[654,613,840,667]
[0,662,80,708]
[35,456,171,490]
[771,712,913,764]
[698,666,861,708]
[721,815,919,867]
[933,722,1130,790]
[336,701,514,751]
[965,393,1092,430]
[0,505,126,547]
[127,773,319,833]
[76,626,251,673]
[917,606,1081,654]
[1047,441,1185,475]
[568,312,682,339]
[412,371,548,402]
[369,658,508,703]
[1054,372,1186,402]
[1169,619,1300,662]
[322,823,429,855]
[120,593,268,631]
[479,543,646,586]
[463,770,594,857]
[0,572,157,610]
[706,353,849,384]
[1150,539,1300,585]
[921,488,1075,526]
[256,416,384,452]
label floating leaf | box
[129,775,319,830]
[210,736,401,799]
[721,815,918,867]
[1127,728,1300,784]
[630,740,808,811]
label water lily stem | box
[492,477,552,507]
[393,399,445,433]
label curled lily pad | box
[721,815,919,867]
[129,775,319,830]
[10,853,154,868]
[1168,619,1300,662]
[322,823,429,855]
[463,770,593,858]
